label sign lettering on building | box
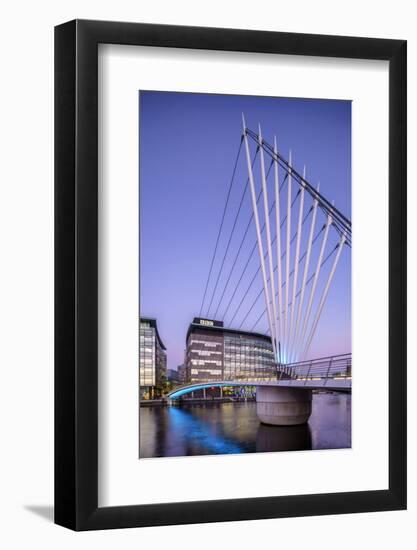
[199,319,214,327]
[193,317,224,328]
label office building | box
[185,317,277,383]
[139,317,167,399]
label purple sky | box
[140,91,351,369]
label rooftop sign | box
[193,317,224,328]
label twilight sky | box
[139,91,351,370]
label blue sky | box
[140,91,351,369]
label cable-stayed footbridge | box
[186,117,351,425]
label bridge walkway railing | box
[278,353,351,384]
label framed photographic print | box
[55,20,406,530]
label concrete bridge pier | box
[256,386,312,426]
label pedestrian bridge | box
[181,123,352,426]
[166,354,351,426]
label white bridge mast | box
[242,119,349,365]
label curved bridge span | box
[166,354,351,425]
[167,377,350,401]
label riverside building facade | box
[139,317,167,399]
[185,318,277,383]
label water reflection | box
[139,393,351,458]
[256,423,312,453]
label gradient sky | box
[140,91,351,370]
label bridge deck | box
[167,378,351,400]
[167,354,352,400]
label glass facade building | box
[139,318,167,399]
[185,318,277,383]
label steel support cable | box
[329,216,352,247]
[280,203,313,260]
[212,159,274,319]
[227,200,313,327]
[237,224,326,330]
[296,214,332,357]
[221,225,260,321]
[250,242,341,332]
[205,146,260,317]
[280,188,301,230]
[245,129,351,242]
[301,233,347,360]
[253,132,352,248]
[199,137,243,316]
[281,225,325,289]
[314,204,351,245]
[221,174,291,322]
[279,172,289,193]
[206,180,249,316]
[289,188,320,363]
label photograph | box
[0,1,408,541]
[138,91,352,459]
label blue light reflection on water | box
[168,407,244,455]
[139,393,351,459]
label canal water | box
[139,392,351,458]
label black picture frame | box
[55,19,407,531]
